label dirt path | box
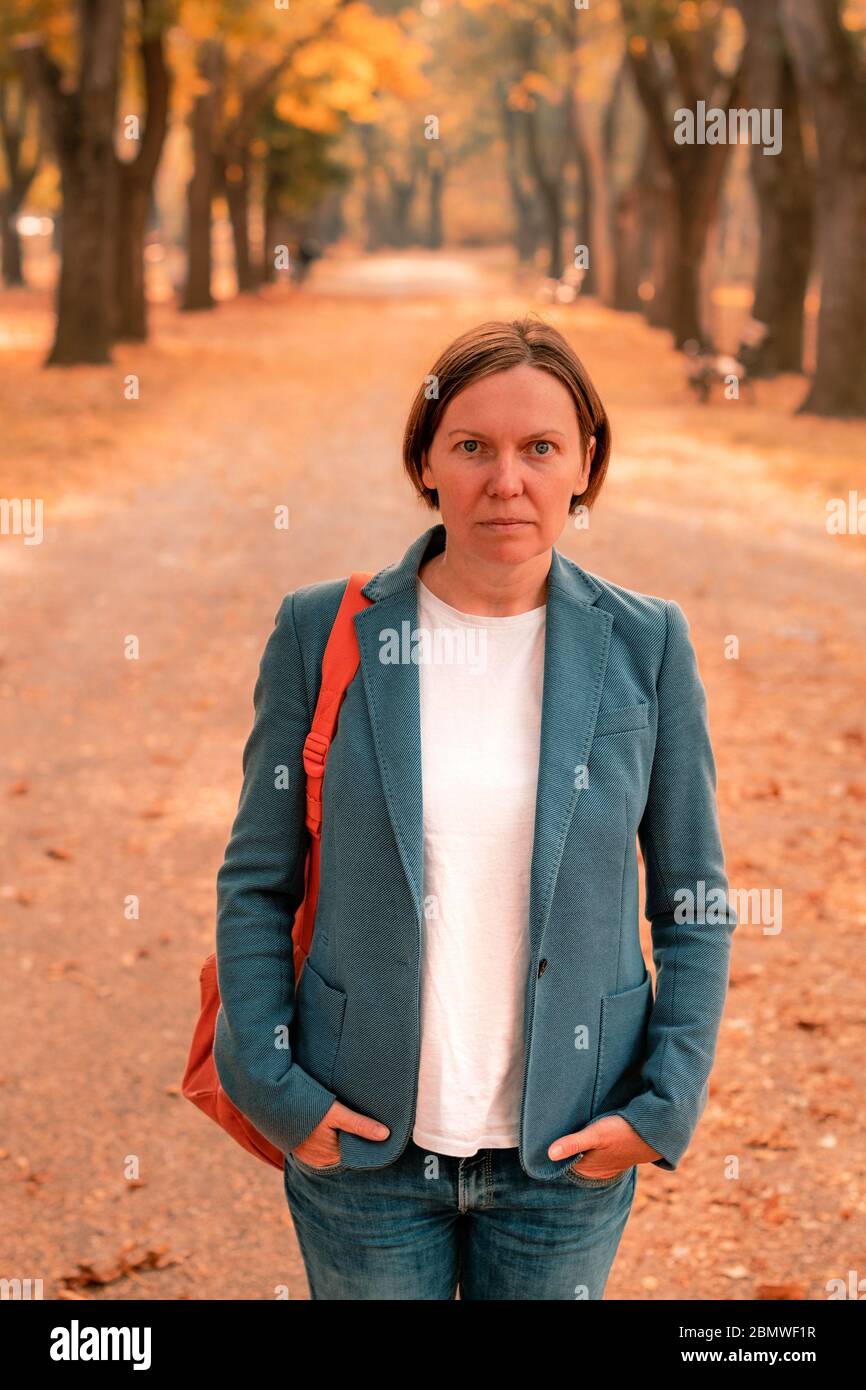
[1,252,864,1300]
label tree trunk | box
[621,0,743,347]
[115,176,149,339]
[780,0,866,415]
[113,0,171,341]
[611,181,642,312]
[572,107,596,294]
[360,125,386,251]
[500,93,538,263]
[16,2,123,365]
[218,51,323,287]
[319,187,345,244]
[427,160,444,249]
[602,56,635,309]
[0,83,39,287]
[669,197,704,346]
[387,164,417,248]
[1,192,24,284]
[749,49,813,373]
[567,18,596,296]
[510,19,567,279]
[182,39,223,312]
[524,103,564,279]
[222,146,257,292]
[53,157,119,362]
[261,170,280,283]
[561,2,603,296]
[208,4,355,289]
[643,146,676,330]
[738,0,813,375]
[547,199,563,281]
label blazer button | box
[537,958,548,977]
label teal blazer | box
[213,522,737,1180]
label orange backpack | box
[181,573,373,1168]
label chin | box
[475,526,542,559]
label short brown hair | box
[402,315,611,513]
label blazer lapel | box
[353,526,444,922]
[352,524,612,946]
[529,557,612,954]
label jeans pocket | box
[563,1163,633,1189]
[288,1150,346,1176]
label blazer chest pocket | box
[593,701,649,738]
[291,959,347,1093]
[590,970,654,1115]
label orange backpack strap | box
[302,572,374,838]
[293,572,374,976]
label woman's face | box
[420,363,595,566]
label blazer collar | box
[352,521,612,954]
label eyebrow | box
[446,427,568,438]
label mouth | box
[479,519,531,528]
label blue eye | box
[459,440,480,454]
[532,441,553,455]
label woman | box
[213,317,737,1300]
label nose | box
[485,449,524,497]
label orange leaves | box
[57,1244,180,1295]
[274,93,341,135]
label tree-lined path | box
[1,258,865,1299]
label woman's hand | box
[291,1100,390,1168]
[548,1115,662,1178]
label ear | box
[576,435,595,491]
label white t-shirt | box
[411,575,546,1156]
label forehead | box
[442,364,578,424]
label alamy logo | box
[0,497,43,544]
[674,881,781,935]
[49,1320,152,1370]
[378,620,488,672]
[1,1277,43,1299]
[674,101,781,155]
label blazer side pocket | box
[590,969,654,1116]
[291,960,348,1093]
[593,702,649,737]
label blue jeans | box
[282,1140,637,1300]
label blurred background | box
[1,0,865,1302]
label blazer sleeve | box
[604,599,737,1170]
[212,592,337,1155]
